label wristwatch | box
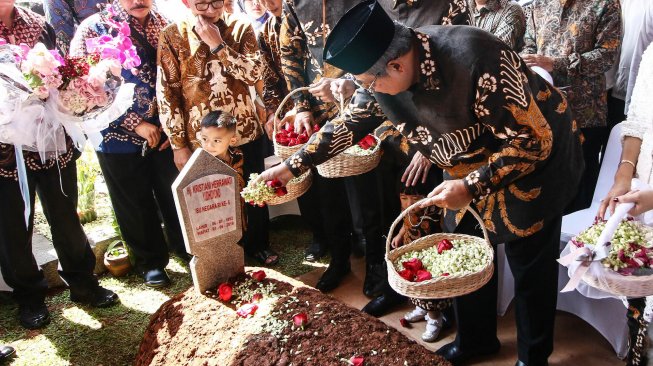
[210,42,226,54]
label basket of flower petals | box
[316,133,382,178]
[560,212,653,297]
[272,87,316,160]
[386,199,494,299]
[241,172,312,207]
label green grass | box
[0,215,324,365]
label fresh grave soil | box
[135,267,450,366]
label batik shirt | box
[285,26,584,243]
[258,15,288,116]
[468,0,526,51]
[0,6,77,181]
[522,0,621,128]
[44,0,106,54]
[157,13,263,150]
[70,1,169,154]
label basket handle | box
[385,198,490,254]
[273,87,311,136]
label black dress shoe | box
[0,345,15,363]
[304,241,326,262]
[315,263,350,292]
[70,286,119,308]
[141,268,171,288]
[436,340,501,365]
[363,263,386,298]
[19,303,50,330]
[361,293,406,317]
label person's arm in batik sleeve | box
[156,30,188,150]
[521,7,536,55]
[441,0,472,26]
[215,25,262,85]
[552,0,622,78]
[492,4,526,51]
[258,31,283,114]
[44,0,76,54]
[283,90,385,176]
[279,10,312,113]
[462,49,554,201]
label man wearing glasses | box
[259,1,584,365]
[157,0,279,265]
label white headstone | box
[172,149,244,293]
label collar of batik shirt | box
[414,30,441,92]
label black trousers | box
[97,148,182,271]
[452,213,562,365]
[0,161,97,306]
[239,137,271,254]
[296,167,328,250]
[567,126,608,212]
[345,169,386,265]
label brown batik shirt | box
[0,6,77,181]
[522,0,621,128]
[258,15,288,117]
[284,27,584,243]
[156,12,263,150]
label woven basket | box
[273,87,310,161]
[386,200,494,299]
[581,267,653,297]
[266,170,312,206]
[316,135,382,178]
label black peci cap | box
[323,0,395,75]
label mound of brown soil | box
[135,268,450,366]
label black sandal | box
[251,249,280,266]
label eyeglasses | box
[195,0,224,11]
[353,73,380,94]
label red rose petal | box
[218,283,233,302]
[252,293,263,303]
[275,187,288,197]
[313,124,320,132]
[292,312,309,329]
[236,303,258,318]
[252,270,266,282]
[399,318,411,328]
[398,268,415,282]
[415,270,432,282]
[350,356,364,366]
[402,258,424,272]
[441,272,450,277]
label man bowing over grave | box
[257,1,584,365]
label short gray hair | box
[364,23,413,76]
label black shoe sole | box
[144,281,171,289]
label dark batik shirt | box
[44,0,106,54]
[258,14,288,116]
[285,26,584,243]
[522,0,622,128]
[0,6,77,181]
[70,0,169,154]
[468,0,526,51]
